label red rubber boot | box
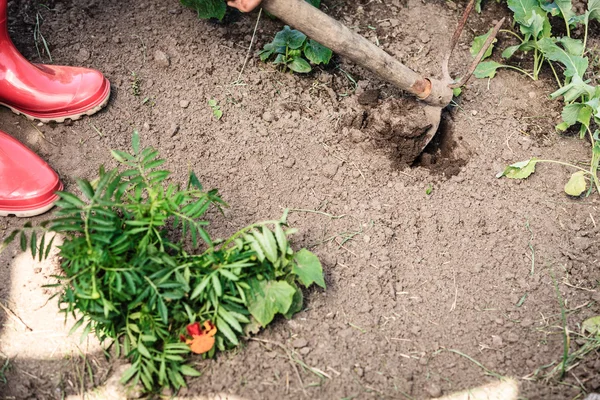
[0,130,62,217]
[0,1,110,123]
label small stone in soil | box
[283,158,295,168]
[169,124,180,137]
[411,325,422,335]
[180,100,190,109]
[299,347,311,355]
[424,382,442,398]
[76,48,91,63]
[292,338,308,348]
[357,89,380,106]
[492,335,503,347]
[262,111,274,122]
[154,50,170,68]
[323,163,339,178]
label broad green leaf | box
[553,0,577,26]
[474,61,504,79]
[180,0,227,20]
[582,315,600,335]
[589,0,600,21]
[564,171,587,196]
[557,37,584,56]
[550,75,596,102]
[273,54,286,65]
[538,37,588,77]
[520,11,547,38]
[562,103,587,126]
[246,279,296,327]
[304,40,333,65]
[293,249,326,288]
[470,28,496,60]
[283,284,304,319]
[452,87,462,97]
[502,44,522,59]
[496,158,538,179]
[272,26,306,49]
[288,56,312,73]
[304,0,321,7]
[507,0,540,24]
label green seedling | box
[0,132,325,394]
[0,356,9,384]
[425,184,433,196]
[34,10,52,62]
[131,72,141,97]
[258,26,332,73]
[208,99,223,120]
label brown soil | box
[1,0,600,399]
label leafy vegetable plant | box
[475,0,600,196]
[1,133,325,394]
[258,25,333,73]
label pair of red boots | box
[0,0,110,217]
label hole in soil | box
[412,113,468,177]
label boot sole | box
[0,202,57,218]
[1,81,111,124]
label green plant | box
[208,99,223,120]
[476,0,600,196]
[131,72,141,97]
[180,0,227,20]
[0,355,9,384]
[258,25,333,73]
[1,132,325,394]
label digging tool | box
[260,0,502,155]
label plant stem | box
[550,270,569,379]
[535,159,589,172]
[501,65,536,80]
[500,29,524,42]
[548,61,563,88]
[533,49,539,80]
[582,19,589,57]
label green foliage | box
[258,26,332,73]
[180,0,227,20]
[1,132,325,394]
[208,99,223,120]
[470,28,497,60]
[477,0,600,195]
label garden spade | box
[260,0,502,157]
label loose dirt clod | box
[365,97,432,164]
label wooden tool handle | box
[261,0,453,108]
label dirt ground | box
[1,0,599,399]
